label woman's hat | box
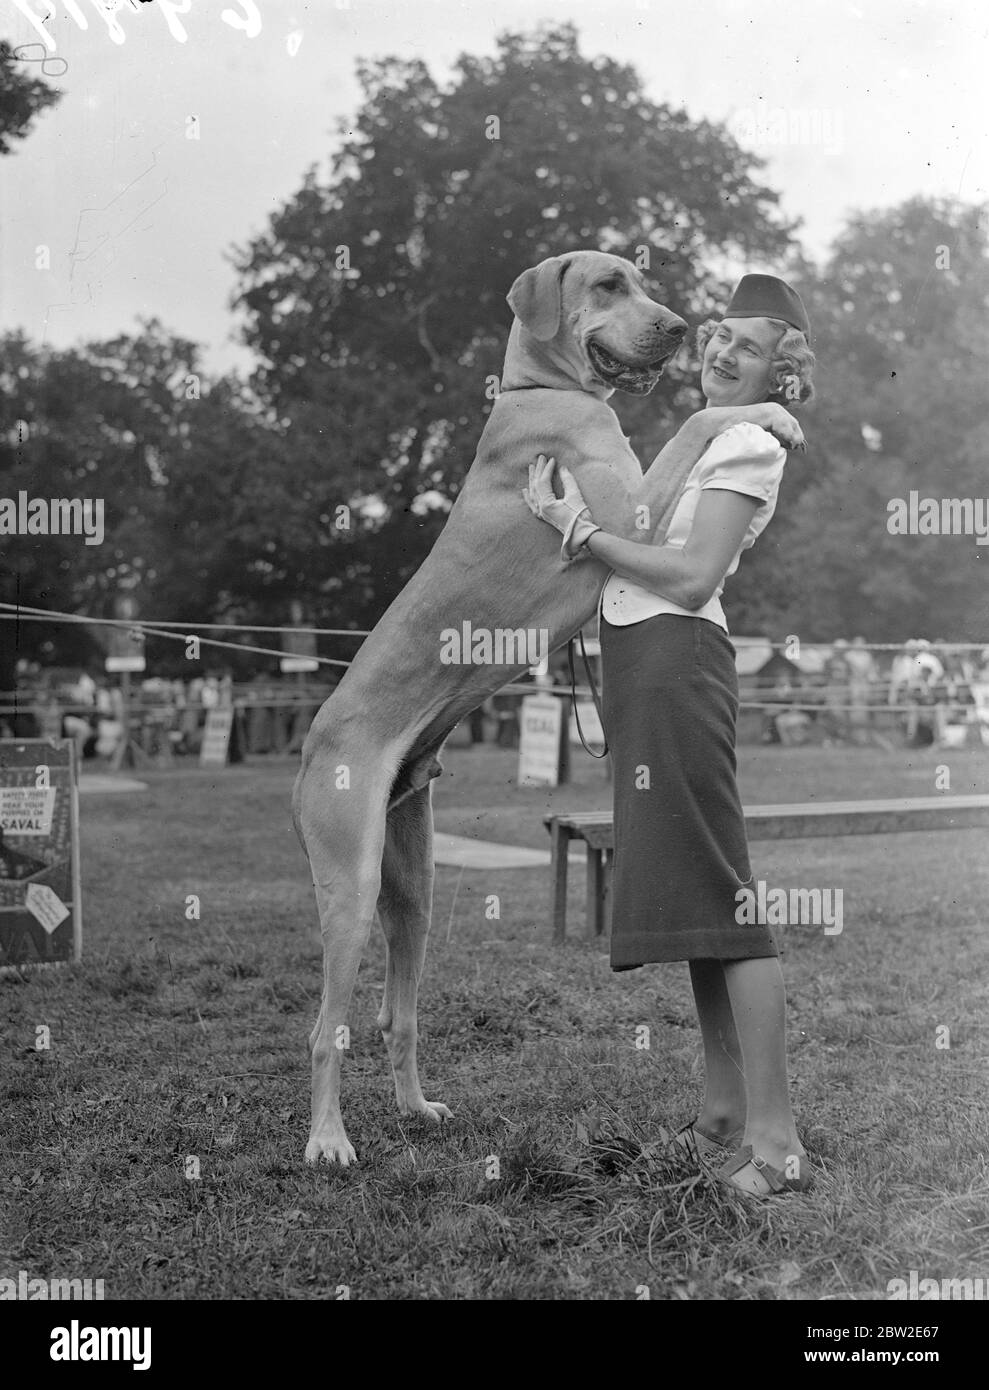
[724,274,811,340]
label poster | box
[199,706,234,766]
[517,693,564,787]
[0,738,82,972]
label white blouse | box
[600,422,787,634]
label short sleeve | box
[699,422,786,504]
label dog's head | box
[506,251,687,396]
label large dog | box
[293,250,795,1165]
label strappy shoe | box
[716,1144,812,1197]
[670,1120,743,1162]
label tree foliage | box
[0,41,60,155]
[729,197,989,640]
[3,24,987,685]
[231,22,796,615]
[0,325,281,678]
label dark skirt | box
[600,613,780,970]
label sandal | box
[670,1120,743,1162]
[716,1144,812,1196]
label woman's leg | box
[722,955,806,1191]
[688,960,746,1139]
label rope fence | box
[4,602,988,652]
[2,602,987,757]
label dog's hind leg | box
[376,781,453,1127]
[296,750,394,1167]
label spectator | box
[822,640,852,744]
[906,639,944,747]
[845,636,879,745]
[75,670,97,706]
[933,639,974,746]
[62,708,93,759]
[761,668,795,744]
[971,647,989,748]
[491,689,521,747]
[888,640,917,715]
[935,639,965,682]
[38,690,62,740]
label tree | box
[0,320,349,681]
[0,41,60,155]
[0,42,61,689]
[232,21,799,629]
[0,325,254,676]
[727,196,989,641]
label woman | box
[524,274,816,1197]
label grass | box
[2,741,988,1300]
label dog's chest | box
[471,390,641,490]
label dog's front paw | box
[305,1130,357,1166]
[400,1098,454,1125]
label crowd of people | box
[4,638,989,761]
[760,638,989,748]
[470,639,989,753]
[0,664,329,761]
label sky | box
[1,0,986,376]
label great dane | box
[293,249,798,1164]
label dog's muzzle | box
[587,322,687,396]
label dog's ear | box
[507,257,570,341]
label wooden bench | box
[543,794,989,942]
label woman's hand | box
[523,455,602,560]
[693,403,806,452]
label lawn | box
[2,741,988,1300]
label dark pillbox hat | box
[723,274,811,340]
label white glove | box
[523,455,602,561]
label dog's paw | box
[401,1099,454,1125]
[305,1131,357,1167]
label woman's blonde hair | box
[696,316,816,405]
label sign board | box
[517,694,564,787]
[281,617,318,673]
[101,595,146,666]
[0,785,57,835]
[0,739,82,973]
[199,707,234,767]
[105,655,147,674]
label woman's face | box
[701,315,780,406]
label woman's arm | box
[632,403,803,544]
[585,488,761,610]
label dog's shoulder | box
[483,387,622,450]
